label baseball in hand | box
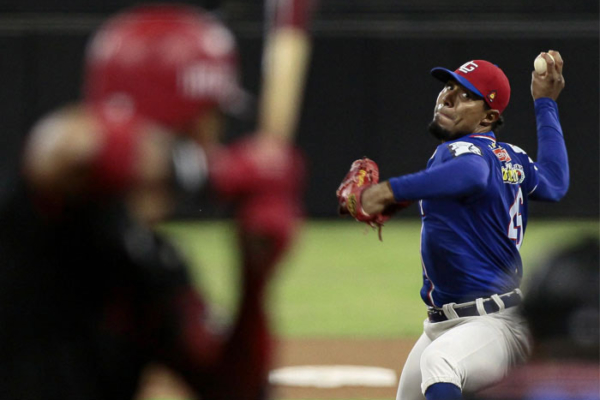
[534,53,555,74]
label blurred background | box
[0,0,598,219]
[0,1,598,399]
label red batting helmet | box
[84,4,242,131]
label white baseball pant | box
[396,307,531,400]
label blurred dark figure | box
[468,237,600,400]
[0,4,303,400]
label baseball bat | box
[258,0,317,141]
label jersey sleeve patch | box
[447,141,482,157]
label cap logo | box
[487,91,497,103]
[458,61,479,74]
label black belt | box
[427,291,522,323]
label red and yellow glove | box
[336,157,380,223]
[336,157,411,240]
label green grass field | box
[161,218,599,338]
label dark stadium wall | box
[0,1,597,218]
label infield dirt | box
[136,337,416,400]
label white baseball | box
[534,53,555,74]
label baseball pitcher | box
[337,52,568,400]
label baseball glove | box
[336,158,412,240]
[336,158,388,240]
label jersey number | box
[508,188,524,250]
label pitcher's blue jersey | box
[388,98,568,307]
[418,134,537,306]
